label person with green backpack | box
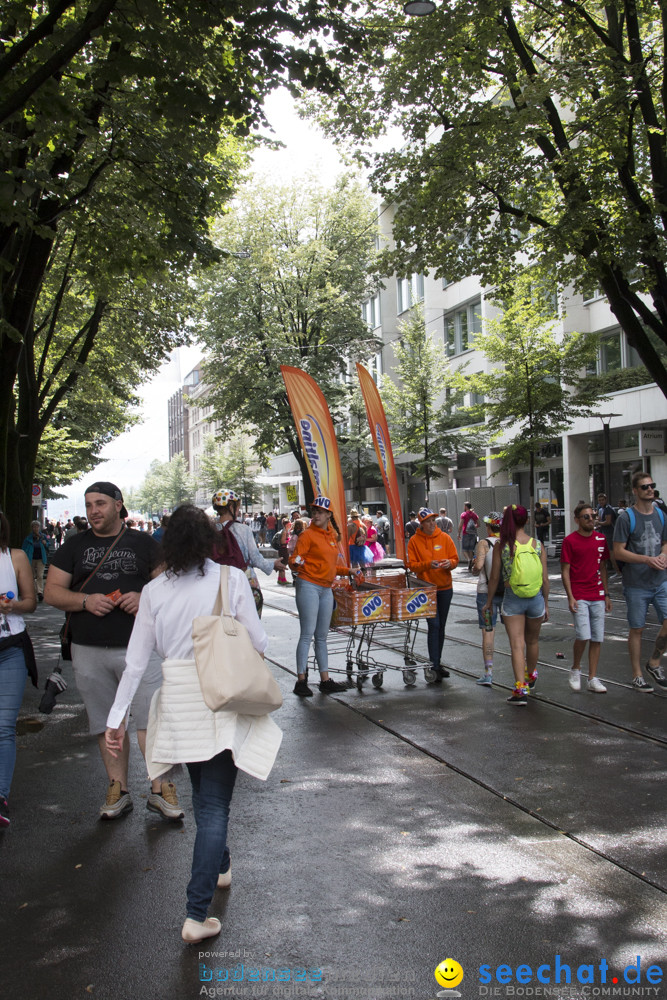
[484,505,549,705]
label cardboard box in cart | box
[331,582,392,626]
[372,571,437,622]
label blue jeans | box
[185,750,238,921]
[295,578,333,675]
[623,581,667,630]
[0,645,28,800]
[426,589,453,670]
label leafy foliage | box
[197,434,265,508]
[337,385,379,507]
[198,173,381,499]
[0,0,366,540]
[454,272,604,511]
[128,455,196,516]
[310,0,667,396]
[380,304,477,493]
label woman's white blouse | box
[107,560,267,730]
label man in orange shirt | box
[408,508,459,682]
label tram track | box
[263,595,667,750]
[263,594,667,897]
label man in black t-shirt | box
[45,482,183,822]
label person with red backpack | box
[211,489,286,615]
[484,505,549,705]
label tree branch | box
[0,0,77,84]
[0,0,119,125]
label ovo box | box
[374,572,437,622]
[331,582,392,626]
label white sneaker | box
[569,669,581,691]
[587,676,607,693]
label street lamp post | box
[598,413,621,496]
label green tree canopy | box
[198,434,265,508]
[380,304,475,497]
[198,173,381,500]
[311,0,667,396]
[1,0,364,539]
[456,272,603,519]
[130,455,196,517]
[338,384,378,509]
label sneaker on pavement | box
[438,664,451,678]
[319,678,347,693]
[0,796,9,828]
[645,661,667,689]
[476,673,493,686]
[569,668,581,691]
[293,680,313,697]
[506,687,528,706]
[632,676,654,693]
[587,677,607,693]
[147,781,184,820]
[100,780,133,820]
[525,667,538,689]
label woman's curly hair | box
[162,504,216,578]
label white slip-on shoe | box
[569,669,581,691]
[217,863,232,889]
[587,676,607,693]
[181,917,222,944]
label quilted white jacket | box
[146,658,282,781]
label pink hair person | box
[499,505,528,558]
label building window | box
[444,299,481,356]
[362,294,381,329]
[587,325,657,374]
[599,332,622,372]
[397,274,425,314]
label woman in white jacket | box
[105,505,281,944]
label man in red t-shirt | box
[560,502,612,693]
[265,510,277,542]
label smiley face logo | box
[435,959,464,990]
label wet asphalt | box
[3,563,666,1000]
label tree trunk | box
[528,450,536,540]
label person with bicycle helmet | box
[211,489,286,616]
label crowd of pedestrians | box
[2,473,666,942]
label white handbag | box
[192,565,283,716]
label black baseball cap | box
[84,481,128,519]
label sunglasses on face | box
[638,483,657,490]
[578,513,594,520]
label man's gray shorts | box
[71,643,162,734]
[572,599,605,643]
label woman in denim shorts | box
[484,505,549,705]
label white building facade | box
[262,201,667,537]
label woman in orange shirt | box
[289,496,349,698]
[407,507,459,682]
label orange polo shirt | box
[289,523,349,587]
[407,526,459,590]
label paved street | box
[3,564,666,1000]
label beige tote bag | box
[192,565,283,716]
